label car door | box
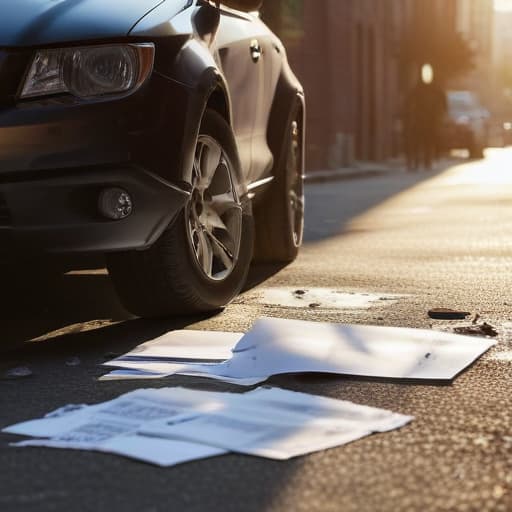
[246,16,282,182]
[215,5,267,181]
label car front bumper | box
[0,164,189,254]
[0,54,191,255]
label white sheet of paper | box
[172,317,496,384]
[13,435,226,467]
[140,387,413,460]
[4,386,411,464]
[2,387,245,438]
[99,369,172,381]
[104,330,242,368]
[101,330,244,382]
[3,387,252,466]
[99,368,266,385]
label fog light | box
[98,187,133,220]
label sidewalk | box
[305,159,406,184]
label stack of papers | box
[3,387,412,466]
[102,330,242,381]
[102,317,496,385]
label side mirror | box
[222,0,263,12]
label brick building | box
[262,0,475,171]
[263,1,414,170]
[454,0,495,104]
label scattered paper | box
[100,369,174,381]
[106,330,241,364]
[3,388,237,466]
[99,368,265,386]
[140,387,412,460]
[101,330,242,379]
[169,317,497,385]
[3,388,238,438]
[13,436,226,468]
[101,318,495,386]
[3,387,412,465]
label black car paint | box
[0,0,179,47]
[0,0,304,257]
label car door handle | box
[250,39,262,62]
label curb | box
[305,166,402,184]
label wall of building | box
[263,0,410,171]
[453,0,494,105]
[262,0,491,171]
[492,9,512,120]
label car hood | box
[0,0,186,47]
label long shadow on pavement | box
[304,159,462,243]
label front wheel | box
[107,110,254,318]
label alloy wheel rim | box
[289,119,304,247]
[187,135,242,281]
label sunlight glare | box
[495,0,512,11]
[442,149,512,186]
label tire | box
[107,109,254,318]
[253,101,304,263]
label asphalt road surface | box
[1,149,512,512]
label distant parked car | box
[442,90,490,159]
[0,0,305,317]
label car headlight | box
[20,43,155,100]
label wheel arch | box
[164,46,234,188]
[267,64,306,182]
[205,82,232,126]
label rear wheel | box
[253,102,304,263]
[107,109,253,318]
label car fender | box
[153,38,236,188]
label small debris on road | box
[309,303,321,308]
[293,290,307,299]
[453,323,498,338]
[65,357,81,367]
[491,351,512,362]
[3,366,33,380]
[428,308,471,320]
[472,313,481,325]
